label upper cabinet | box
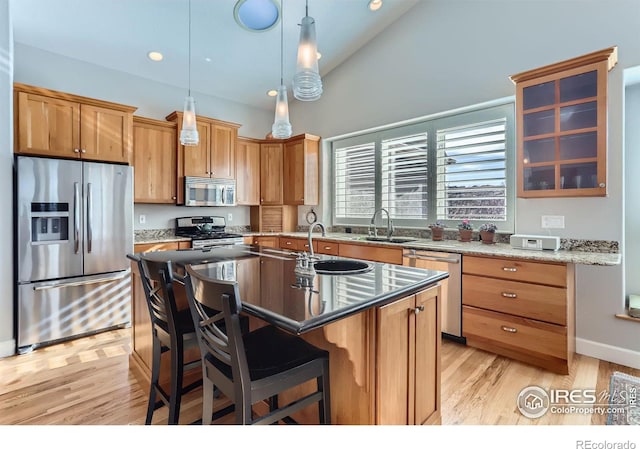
[14,83,136,164]
[283,134,320,206]
[236,137,261,205]
[260,141,284,205]
[511,47,617,198]
[133,116,177,204]
[166,111,240,204]
[510,47,617,198]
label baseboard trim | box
[576,338,640,369]
[0,338,16,358]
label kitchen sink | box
[364,236,416,244]
[314,259,373,275]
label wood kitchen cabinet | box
[283,134,320,206]
[166,111,240,204]
[338,242,403,265]
[249,205,297,233]
[279,236,317,253]
[14,83,136,164]
[376,286,441,424]
[132,116,177,203]
[260,142,284,205]
[236,137,261,205]
[245,235,279,248]
[462,254,575,374]
[510,47,617,198]
[129,240,192,388]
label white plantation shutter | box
[381,133,429,220]
[436,119,508,221]
[334,142,376,219]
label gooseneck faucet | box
[369,208,394,240]
[307,221,326,258]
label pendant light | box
[293,0,322,101]
[271,0,292,139]
[180,0,199,146]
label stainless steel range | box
[175,216,244,249]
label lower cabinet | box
[462,255,575,374]
[284,284,442,425]
[246,235,279,248]
[338,242,403,264]
[129,241,191,387]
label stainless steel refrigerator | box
[16,155,133,354]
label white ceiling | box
[10,0,419,110]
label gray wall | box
[0,0,13,356]
[625,83,640,299]
[290,0,640,365]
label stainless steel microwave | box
[184,177,236,207]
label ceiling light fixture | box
[293,0,322,101]
[234,0,280,32]
[267,89,278,97]
[147,51,163,62]
[272,0,292,139]
[180,0,199,146]
[368,0,383,11]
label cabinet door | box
[133,119,177,203]
[210,123,236,179]
[183,121,210,177]
[16,92,80,158]
[236,138,261,205]
[80,104,132,164]
[376,295,412,424]
[414,288,440,425]
[283,138,305,205]
[260,142,283,205]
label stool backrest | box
[184,265,250,393]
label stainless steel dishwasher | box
[403,249,463,342]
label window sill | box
[615,313,640,324]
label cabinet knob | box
[81,149,86,154]
[599,183,606,188]
[501,326,517,333]
[412,305,425,314]
[501,292,517,298]
[172,196,177,200]
[73,148,80,153]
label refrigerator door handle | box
[74,182,81,254]
[32,271,130,291]
[87,182,93,253]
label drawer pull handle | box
[413,305,425,314]
[502,267,518,272]
[501,326,517,333]
[501,292,517,298]
[286,242,292,245]
[324,246,331,250]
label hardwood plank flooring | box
[1,329,638,425]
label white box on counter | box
[510,234,560,251]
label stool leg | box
[318,358,331,424]
[168,337,184,425]
[146,339,162,425]
[202,377,214,425]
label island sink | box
[313,259,373,275]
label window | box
[332,102,515,231]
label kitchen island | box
[130,244,448,425]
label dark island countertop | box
[136,244,449,334]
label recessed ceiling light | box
[204,57,212,62]
[267,89,278,97]
[234,0,280,32]
[317,51,322,60]
[368,0,383,11]
[147,51,163,62]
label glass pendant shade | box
[272,85,292,139]
[180,96,199,146]
[293,15,323,101]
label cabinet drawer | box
[463,255,567,287]
[339,243,402,265]
[463,306,567,361]
[316,240,339,256]
[134,242,181,253]
[462,274,567,325]
[279,237,301,250]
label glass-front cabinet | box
[510,47,617,198]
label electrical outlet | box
[139,214,146,224]
[541,215,564,229]
[227,213,233,222]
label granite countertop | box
[135,229,621,267]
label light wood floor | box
[1,329,638,425]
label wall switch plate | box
[139,214,146,224]
[541,215,564,229]
[227,213,233,222]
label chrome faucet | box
[369,208,394,240]
[307,222,326,258]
